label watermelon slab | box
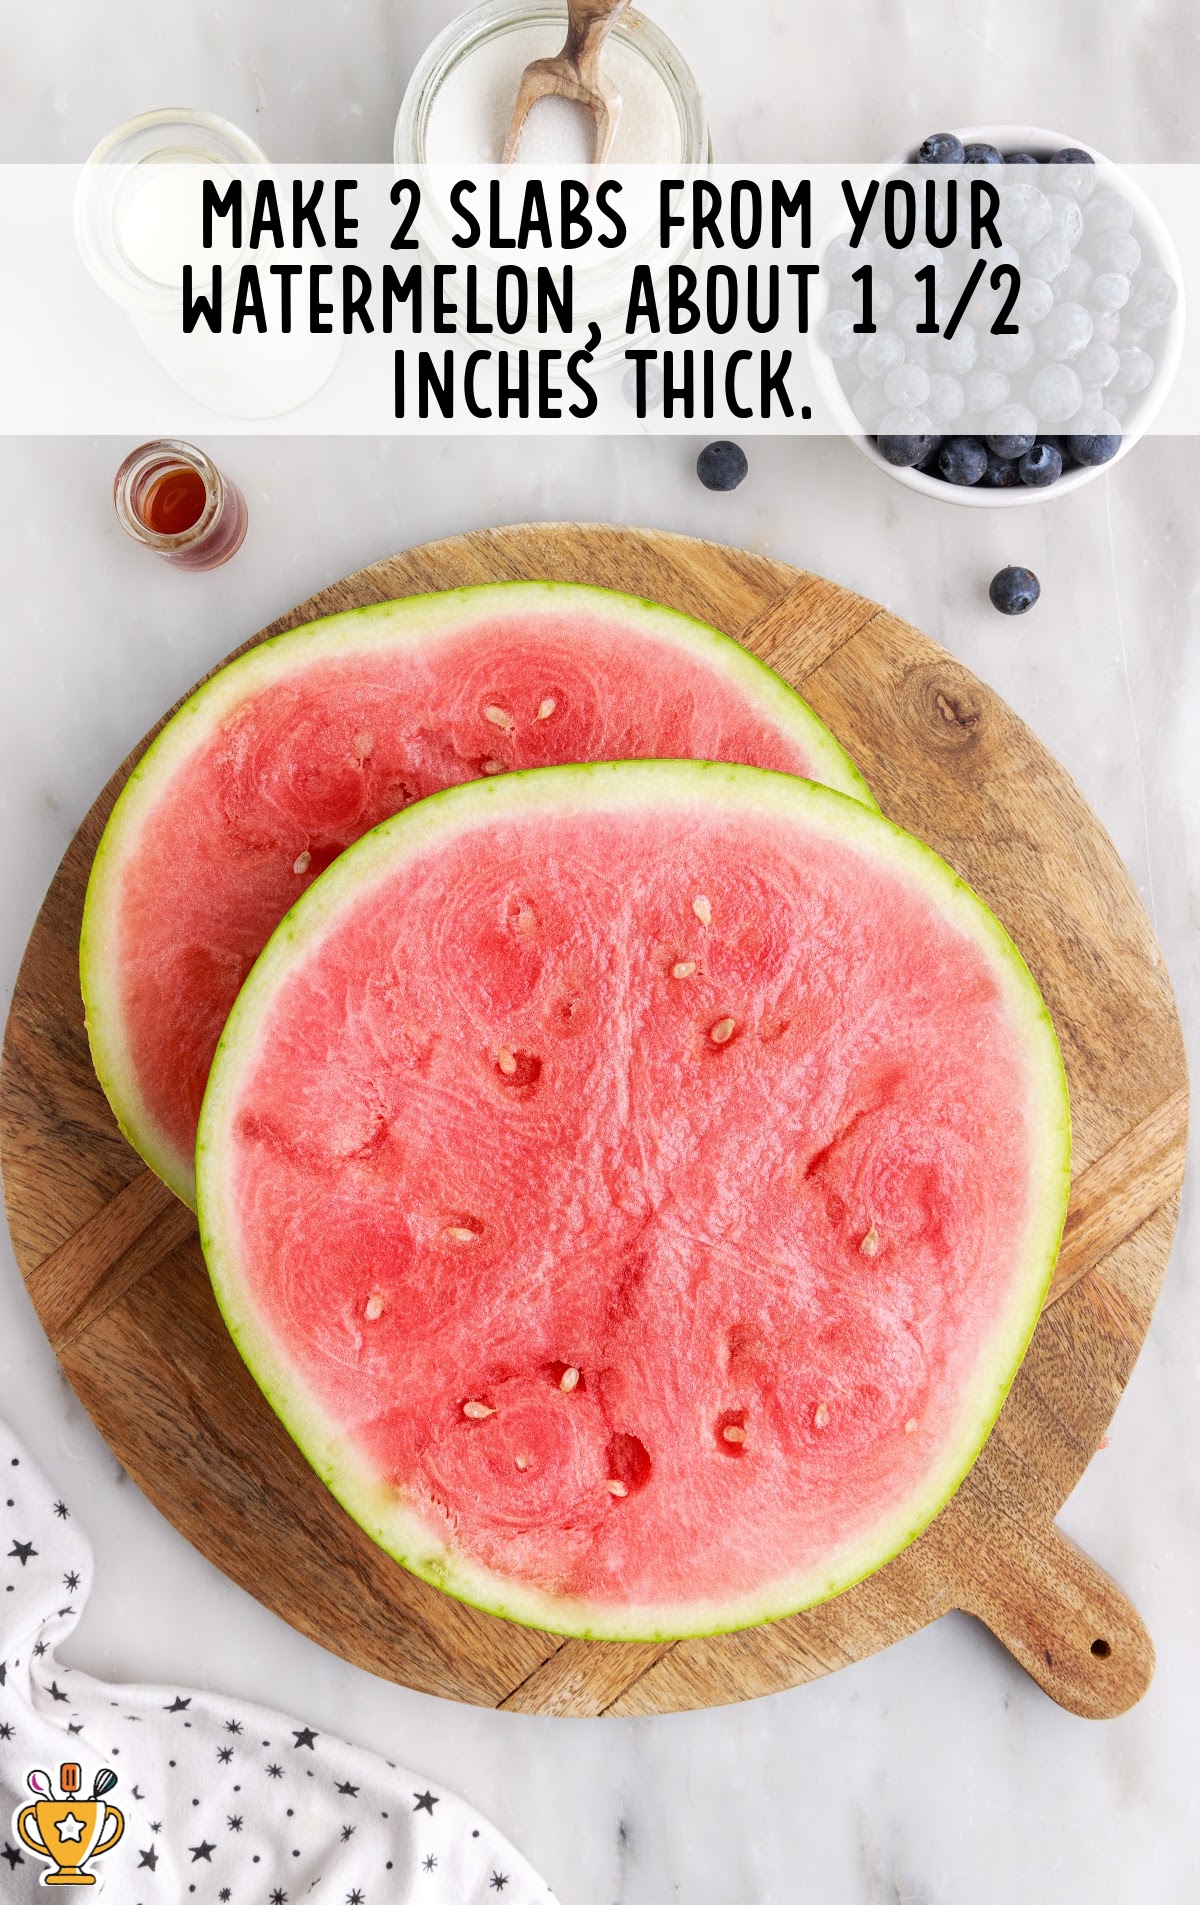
[81,583,874,1207]
[197,761,1070,1640]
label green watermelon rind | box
[80,581,877,1211]
[196,758,1070,1643]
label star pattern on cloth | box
[0,1417,555,1905]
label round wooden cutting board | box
[0,525,1187,1720]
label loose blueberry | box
[1018,441,1063,486]
[989,566,1042,614]
[917,132,966,165]
[1005,151,1041,165]
[938,436,988,485]
[696,441,748,491]
[963,142,1005,165]
[877,433,938,468]
[1065,431,1121,466]
[1051,147,1095,167]
[978,450,1024,489]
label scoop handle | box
[564,0,630,86]
[952,1517,1154,1719]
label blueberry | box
[915,436,945,474]
[917,132,965,165]
[1018,441,1063,486]
[989,566,1041,615]
[696,441,748,491]
[986,423,1037,460]
[938,436,988,485]
[1064,431,1121,466]
[978,450,1023,489]
[1051,147,1095,167]
[877,433,938,468]
[962,142,1005,165]
[1005,151,1041,165]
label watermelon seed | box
[354,731,374,760]
[443,1225,479,1245]
[515,1454,530,1470]
[560,1366,580,1392]
[497,1048,518,1075]
[606,1479,628,1497]
[710,1018,736,1044]
[904,1418,918,1434]
[364,1292,385,1321]
[483,759,506,775]
[692,895,712,926]
[516,905,537,935]
[860,1223,880,1258]
[672,961,696,978]
[293,850,311,875]
[814,1403,830,1429]
[536,697,557,720]
[463,1400,494,1419]
[484,704,515,731]
[722,1424,747,1445]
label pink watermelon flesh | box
[82,585,874,1206]
[198,763,1069,1638]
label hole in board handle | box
[1090,1637,1112,1659]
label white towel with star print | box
[0,1418,555,1904]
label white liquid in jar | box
[423,20,684,164]
[115,160,240,287]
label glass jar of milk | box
[395,1,709,167]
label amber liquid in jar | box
[114,439,247,569]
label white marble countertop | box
[2,5,1199,1902]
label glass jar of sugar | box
[395,1,709,167]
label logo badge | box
[14,1763,123,1888]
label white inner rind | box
[197,760,1070,1642]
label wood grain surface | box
[0,524,1188,1720]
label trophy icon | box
[16,1762,124,1886]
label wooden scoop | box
[502,0,631,164]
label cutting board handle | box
[953,1518,1154,1718]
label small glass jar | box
[113,439,248,571]
[75,109,268,316]
[395,1,710,166]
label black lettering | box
[232,265,267,334]
[202,179,241,249]
[248,181,283,249]
[182,263,222,331]
[291,178,326,247]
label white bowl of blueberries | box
[815,125,1185,504]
